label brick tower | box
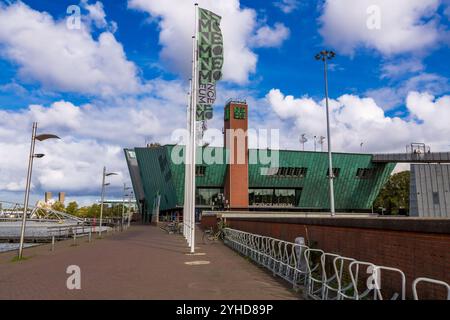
[224,100,249,209]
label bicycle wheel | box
[202,230,213,244]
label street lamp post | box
[122,184,131,231]
[127,190,134,228]
[18,122,60,259]
[99,167,117,236]
[315,50,336,216]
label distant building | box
[44,192,52,203]
[58,192,65,204]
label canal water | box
[0,221,110,252]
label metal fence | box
[222,228,449,300]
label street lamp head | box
[104,182,111,186]
[315,50,336,61]
[33,153,45,158]
[106,172,118,177]
[35,134,61,142]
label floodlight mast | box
[315,50,336,216]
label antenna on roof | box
[318,136,326,152]
[299,134,308,151]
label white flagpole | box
[190,3,199,253]
[187,35,196,249]
[183,80,192,240]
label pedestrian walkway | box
[0,225,299,300]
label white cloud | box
[318,0,442,56]
[266,88,450,153]
[80,0,107,29]
[250,23,290,48]
[0,1,140,96]
[80,0,118,32]
[380,58,425,79]
[366,73,449,110]
[273,0,300,14]
[407,91,450,131]
[128,0,289,84]
[0,79,189,199]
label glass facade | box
[196,188,223,206]
[249,188,301,207]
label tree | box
[76,207,89,217]
[374,171,410,215]
[66,201,79,215]
[87,204,101,218]
[51,201,65,212]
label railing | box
[223,228,449,300]
[413,278,450,300]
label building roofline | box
[134,144,373,157]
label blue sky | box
[1,0,450,204]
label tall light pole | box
[99,167,117,236]
[18,122,60,259]
[122,184,131,230]
[315,50,336,216]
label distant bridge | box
[372,152,450,164]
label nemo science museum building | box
[124,100,395,223]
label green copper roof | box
[132,145,395,216]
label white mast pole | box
[190,3,199,253]
[183,80,192,240]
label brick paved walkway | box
[0,225,299,300]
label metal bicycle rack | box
[413,277,450,300]
[222,228,449,300]
[304,248,325,299]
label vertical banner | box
[197,8,224,121]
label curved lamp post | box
[127,190,134,228]
[122,184,132,230]
[99,167,118,236]
[315,50,336,216]
[18,122,60,259]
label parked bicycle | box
[202,219,226,244]
[161,221,182,234]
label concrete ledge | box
[203,211,450,234]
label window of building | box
[195,165,206,176]
[249,188,301,207]
[274,189,296,206]
[326,168,341,178]
[356,168,377,179]
[196,188,223,206]
[433,192,440,206]
[273,167,308,178]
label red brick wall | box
[224,102,249,208]
[212,217,449,299]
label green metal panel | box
[131,145,395,212]
[166,145,227,206]
[248,149,395,210]
[135,147,178,221]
